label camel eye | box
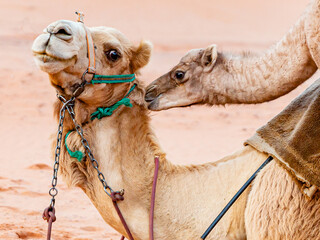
[175,71,185,80]
[106,50,121,62]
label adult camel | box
[32,19,320,240]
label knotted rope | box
[91,84,136,121]
[91,98,133,120]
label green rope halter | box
[65,73,136,162]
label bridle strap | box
[149,156,159,240]
[76,11,96,74]
[71,12,134,98]
[84,26,96,73]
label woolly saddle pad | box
[245,78,320,197]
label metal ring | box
[81,69,95,82]
[49,187,58,197]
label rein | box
[201,156,273,239]
[43,12,160,240]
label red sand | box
[0,0,317,239]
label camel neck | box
[90,100,165,193]
[206,16,317,104]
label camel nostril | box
[52,25,73,41]
[145,90,158,102]
[56,28,71,36]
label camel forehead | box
[181,49,202,64]
[90,26,131,49]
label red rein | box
[149,156,160,240]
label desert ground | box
[0,0,318,239]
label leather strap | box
[111,192,135,240]
[83,25,96,73]
[120,156,160,240]
[76,12,96,74]
[42,207,56,240]
[149,156,159,240]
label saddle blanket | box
[245,78,320,198]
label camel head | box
[145,44,218,110]
[32,19,152,116]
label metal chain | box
[48,95,75,208]
[48,93,118,209]
[64,103,116,197]
[45,94,132,240]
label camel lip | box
[145,94,157,102]
[32,51,74,62]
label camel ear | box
[201,44,218,72]
[131,40,153,72]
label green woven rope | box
[91,98,132,120]
[93,73,135,79]
[65,131,84,162]
[91,74,135,84]
[91,84,136,120]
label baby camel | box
[32,20,320,240]
[145,0,320,110]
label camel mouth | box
[147,95,161,111]
[145,85,159,102]
[145,93,158,103]
[33,52,74,62]
[147,93,201,111]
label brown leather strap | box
[76,12,96,74]
[121,156,160,240]
[43,156,160,240]
[149,156,159,240]
[111,192,135,240]
[83,25,96,73]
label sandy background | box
[0,0,318,239]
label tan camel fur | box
[145,0,320,111]
[32,20,273,240]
